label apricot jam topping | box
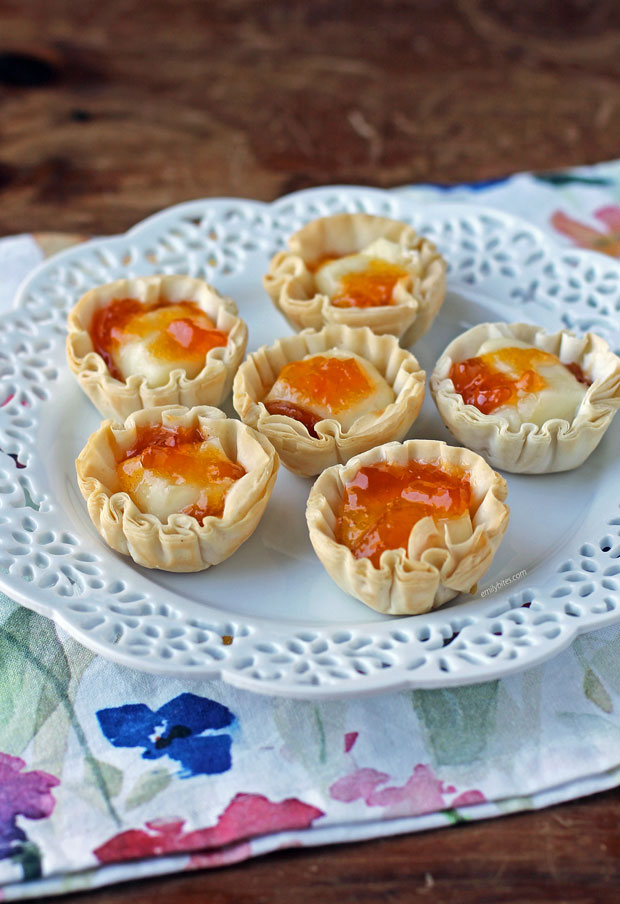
[336,460,472,568]
[265,355,374,436]
[116,423,245,524]
[449,346,590,415]
[330,259,410,308]
[91,298,228,380]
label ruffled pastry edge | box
[232,324,426,477]
[66,275,248,419]
[75,405,279,572]
[430,321,620,474]
[306,439,509,616]
[263,213,446,345]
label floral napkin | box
[3,161,620,899]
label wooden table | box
[3,1,620,900]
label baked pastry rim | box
[305,438,509,616]
[66,274,248,418]
[262,212,446,344]
[232,324,426,477]
[430,321,620,474]
[75,404,279,572]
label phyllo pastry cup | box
[306,439,509,616]
[76,405,279,572]
[263,213,446,345]
[232,325,426,477]
[430,322,620,474]
[67,275,248,419]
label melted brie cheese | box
[111,303,227,386]
[116,436,244,523]
[264,349,395,432]
[476,337,588,428]
[314,239,414,301]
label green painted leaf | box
[411,681,499,766]
[444,808,467,825]
[575,633,620,700]
[557,711,620,746]
[0,604,120,824]
[85,758,123,799]
[11,841,42,880]
[126,769,172,810]
[273,699,347,787]
[314,705,327,764]
[583,667,613,714]
[0,608,70,753]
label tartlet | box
[76,405,279,571]
[306,439,509,616]
[430,322,620,474]
[232,325,426,477]
[263,213,446,344]
[66,275,248,419]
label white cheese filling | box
[314,238,416,299]
[476,337,588,429]
[110,305,223,386]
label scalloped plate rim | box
[1,185,619,697]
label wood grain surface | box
[3,1,620,901]
[3,0,620,236]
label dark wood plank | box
[2,0,620,234]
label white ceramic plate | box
[1,186,620,699]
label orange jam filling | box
[91,298,228,380]
[330,259,410,308]
[449,346,590,415]
[116,423,245,524]
[265,355,373,437]
[336,460,471,568]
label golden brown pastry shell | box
[66,275,248,419]
[232,325,426,477]
[430,322,620,474]
[306,439,509,616]
[75,405,279,572]
[263,213,446,345]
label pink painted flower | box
[551,206,620,257]
[451,790,486,807]
[0,753,59,860]
[94,793,324,864]
[330,763,485,819]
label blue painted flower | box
[96,693,235,777]
[417,175,511,192]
